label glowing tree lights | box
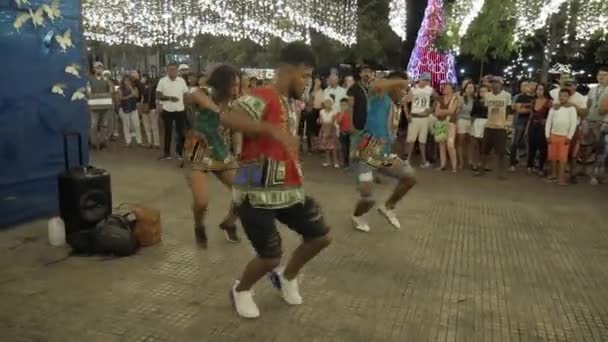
[407,0,457,86]
[574,0,608,41]
[389,0,407,41]
[82,0,358,47]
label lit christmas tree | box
[407,0,457,87]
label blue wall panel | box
[0,0,88,227]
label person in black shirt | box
[510,81,535,169]
[119,76,143,147]
[347,64,372,131]
[141,77,160,148]
[471,84,489,171]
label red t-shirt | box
[337,111,352,133]
[236,87,303,187]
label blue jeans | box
[510,117,529,166]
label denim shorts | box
[356,157,415,183]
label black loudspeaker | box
[58,132,112,236]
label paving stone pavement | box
[1,147,607,342]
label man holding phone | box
[156,63,189,160]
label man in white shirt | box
[323,74,347,112]
[156,63,189,160]
[405,72,435,167]
[584,67,608,184]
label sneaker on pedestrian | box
[590,177,599,186]
[378,205,401,229]
[268,269,303,305]
[509,166,516,172]
[158,155,172,161]
[322,162,330,167]
[420,161,432,169]
[231,281,260,319]
[220,222,240,243]
[352,215,370,232]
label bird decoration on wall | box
[65,64,81,78]
[41,0,61,22]
[13,12,31,32]
[14,0,31,8]
[29,7,45,28]
[51,83,67,97]
[71,88,86,101]
[55,29,73,52]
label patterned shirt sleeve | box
[235,95,266,121]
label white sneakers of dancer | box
[231,281,260,319]
[232,269,303,319]
[269,268,303,305]
[352,215,371,232]
[378,205,401,229]
[353,205,401,232]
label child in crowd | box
[318,97,340,168]
[545,89,578,185]
[336,98,352,167]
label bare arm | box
[601,96,608,115]
[221,103,299,158]
[370,79,409,94]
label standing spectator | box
[240,74,251,96]
[306,77,324,151]
[156,63,189,160]
[585,66,608,184]
[336,98,352,167]
[471,85,489,171]
[348,65,372,132]
[141,77,160,148]
[178,64,190,77]
[477,76,511,179]
[318,97,339,168]
[344,75,355,89]
[457,81,475,169]
[510,80,535,170]
[87,62,114,149]
[433,83,458,172]
[405,72,435,167]
[545,89,578,185]
[525,83,551,175]
[550,76,588,183]
[324,74,347,112]
[118,77,142,147]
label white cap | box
[178,64,190,71]
[93,61,104,68]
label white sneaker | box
[268,269,303,305]
[590,177,599,186]
[231,281,260,318]
[378,205,401,229]
[420,161,431,169]
[352,215,370,232]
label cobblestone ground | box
[1,146,607,342]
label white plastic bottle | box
[48,217,66,247]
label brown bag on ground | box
[132,205,162,246]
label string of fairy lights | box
[82,0,357,47]
[389,0,407,41]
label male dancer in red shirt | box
[220,43,331,318]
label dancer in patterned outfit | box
[351,71,417,232]
[186,65,242,245]
[219,43,331,319]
